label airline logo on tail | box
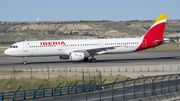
[135,14,168,51]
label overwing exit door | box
[23,43,28,52]
[99,42,103,47]
[58,45,62,51]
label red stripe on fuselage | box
[135,22,166,52]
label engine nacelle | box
[69,52,84,61]
[59,55,69,59]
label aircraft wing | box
[63,45,122,55]
[73,45,121,53]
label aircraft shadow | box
[97,56,180,63]
[1,56,178,66]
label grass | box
[0,45,9,49]
[101,75,127,83]
[0,71,128,92]
[151,45,180,50]
[0,45,9,55]
[0,70,24,75]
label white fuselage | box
[4,37,143,57]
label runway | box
[0,50,180,70]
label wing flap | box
[73,45,121,53]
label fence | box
[0,84,98,101]
[6,67,102,85]
[95,73,180,101]
[0,73,180,101]
[21,66,180,81]
[25,66,180,73]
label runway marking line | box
[79,65,89,67]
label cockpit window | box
[10,46,18,48]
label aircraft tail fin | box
[144,14,168,40]
[135,14,168,51]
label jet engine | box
[69,52,84,61]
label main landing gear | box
[83,55,96,63]
[23,57,27,65]
[83,57,96,63]
[90,55,96,63]
[83,57,89,62]
[90,58,96,63]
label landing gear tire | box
[23,61,27,65]
[23,57,27,65]
[83,58,89,62]
[90,58,96,63]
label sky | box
[0,0,180,22]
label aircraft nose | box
[4,49,10,55]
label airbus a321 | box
[4,14,170,64]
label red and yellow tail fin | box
[135,14,168,51]
[145,14,168,39]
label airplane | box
[4,14,170,65]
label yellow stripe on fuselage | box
[153,14,168,26]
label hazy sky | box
[0,0,179,22]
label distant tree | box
[58,32,64,35]
[47,31,55,35]
[0,41,16,44]
[83,32,92,36]
[73,32,79,35]
[69,31,73,35]
[176,30,180,33]
[98,36,106,39]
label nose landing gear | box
[23,57,27,65]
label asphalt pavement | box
[0,50,180,70]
